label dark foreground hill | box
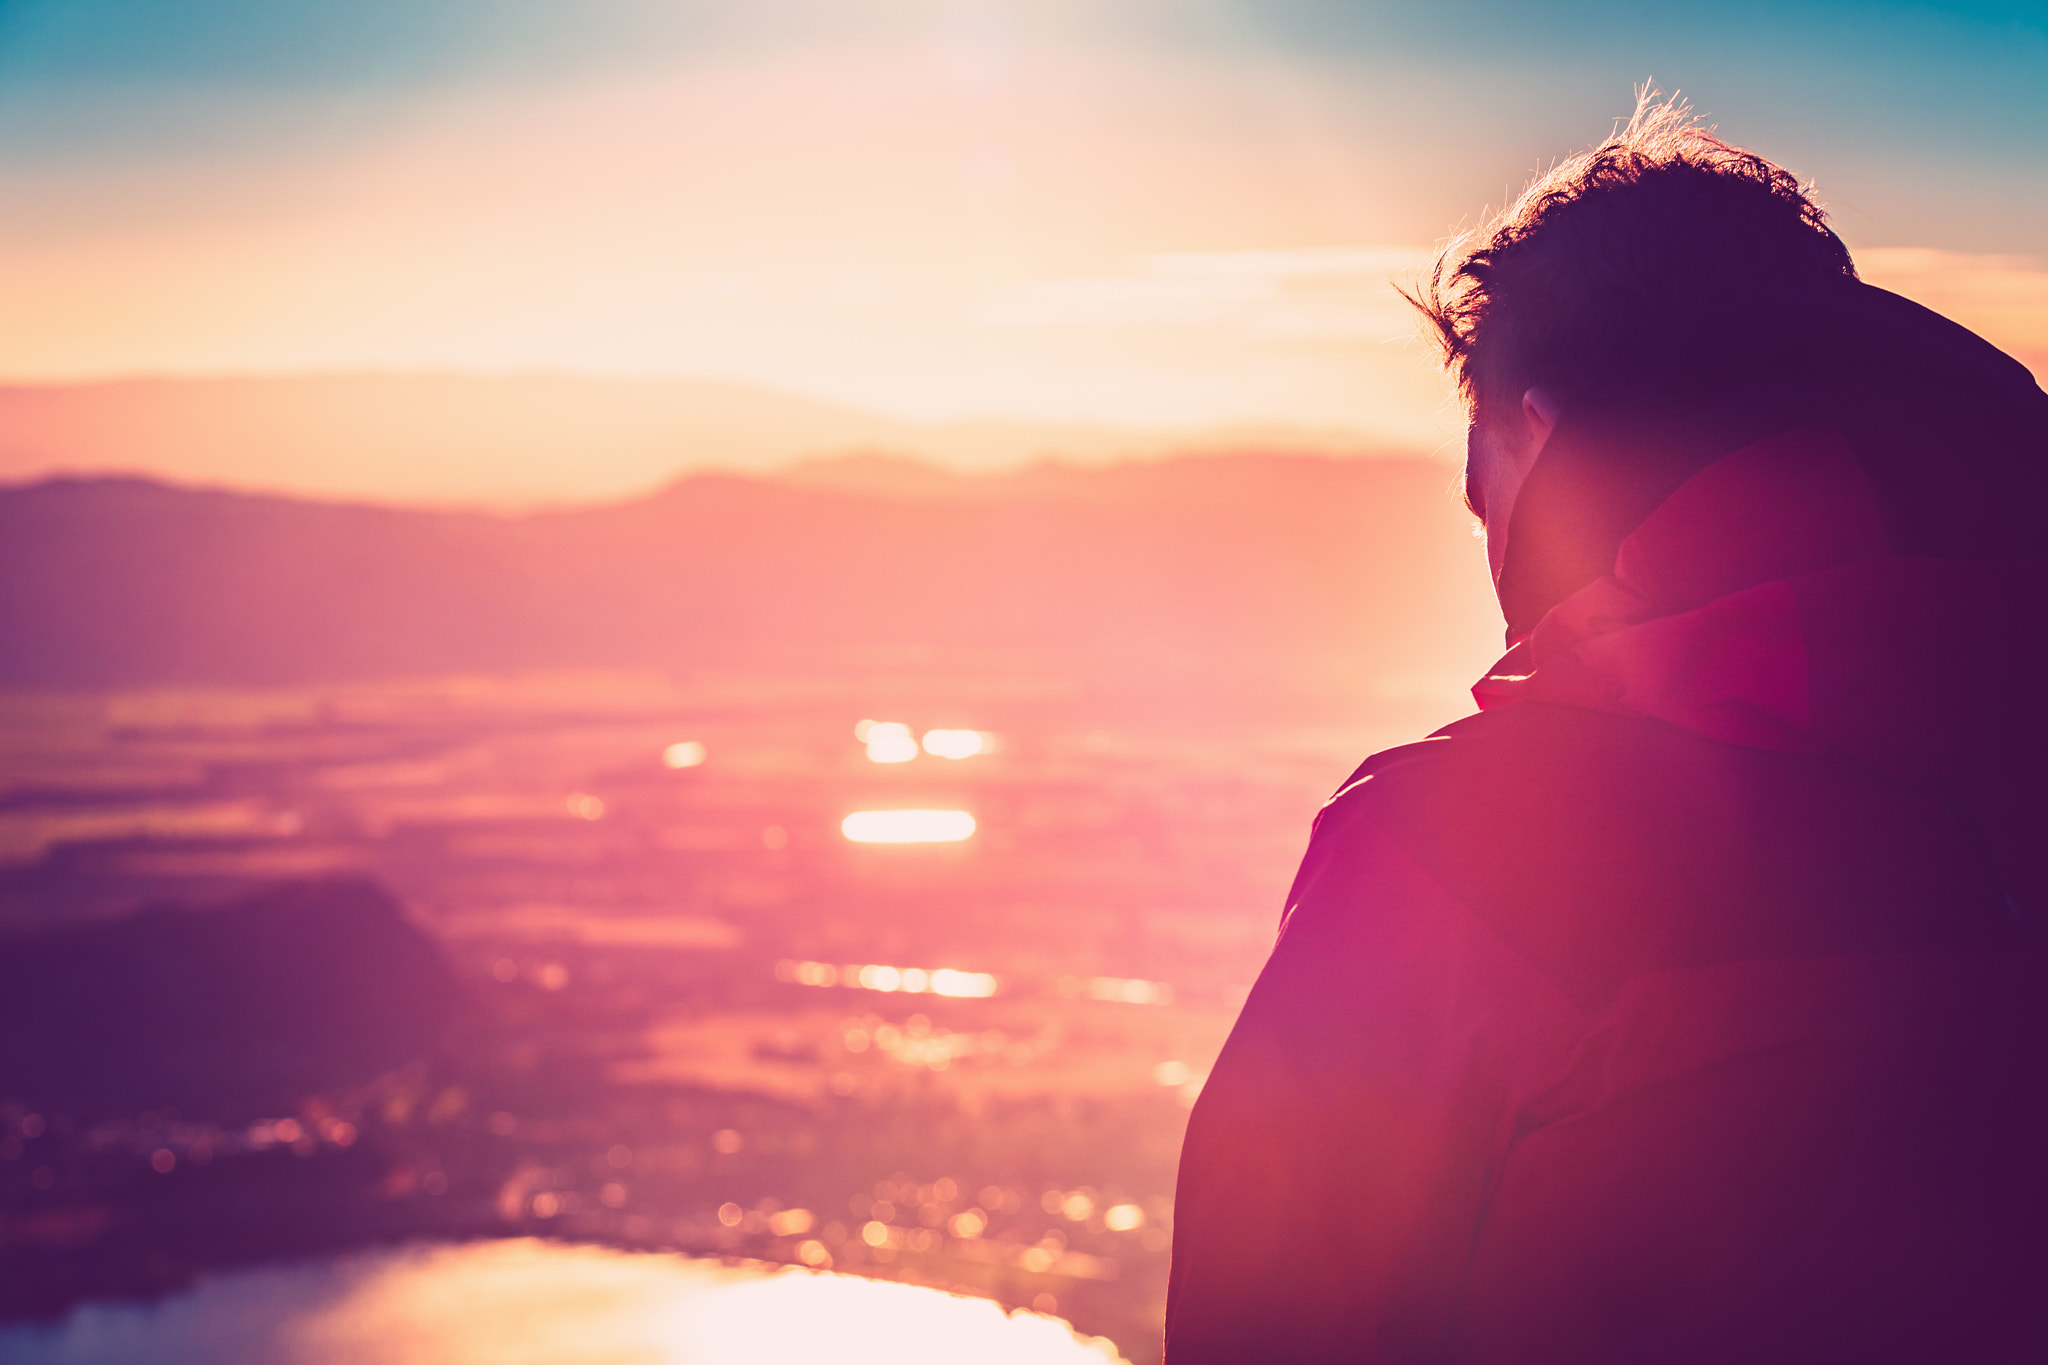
[0,880,458,1117]
[0,451,1496,699]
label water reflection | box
[776,958,1001,997]
[1,1239,1127,1365]
[840,810,977,843]
[920,729,990,759]
[855,720,921,764]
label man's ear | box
[1521,387,1560,456]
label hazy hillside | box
[0,452,1498,702]
[0,375,1397,507]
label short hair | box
[1407,90,1859,421]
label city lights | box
[18,671,1259,1362]
[1057,975,1175,1006]
[921,729,989,759]
[767,1207,814,1236]
[1152,1059,1207,1105]
[855,719,920,763]
[929,968,1000,997]
[775,959,1001,998]
[854,720,996,762]
[841,810,976,843]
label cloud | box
[978,247,1432,342]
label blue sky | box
[5,0,2041,244]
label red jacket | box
[1166,296,2048,1362]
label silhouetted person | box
[1165,95,2048,1363]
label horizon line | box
[0,439,1452,517]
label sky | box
[1,0,2044,457]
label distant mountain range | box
[0,373,1406,506]
[0,451,1500,702]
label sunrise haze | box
[2,1,2043,501]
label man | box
[1165,95,2048,1362]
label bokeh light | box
[858,722,920,764]
[1057,975,1173,1006]
[776,959,1000,998]
[840,810,976,843]
[920,729,988,759]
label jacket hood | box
[1474,423,2047,786]
[1477,277,2048,789]
[1491,280,2048,644]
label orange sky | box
[2,2,2043,489]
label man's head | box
[1409,92,1859,575]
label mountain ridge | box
[0,451,1497,700]
[0,373,1415,508]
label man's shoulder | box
[1308,702,1918,1009]
[1321,700,1704,824]
[1304,701,1703,935]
